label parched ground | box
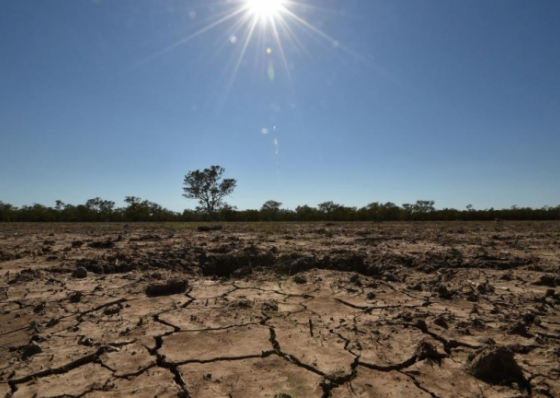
[1,221,560,398]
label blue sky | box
[1,0,559,212]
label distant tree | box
[411,200,435,220]
[318,201,341,214]
[55,200,65,211]
[182,166,237,218]
[260,200,282,221]
[295,204,319,221]
[0,201,17,222]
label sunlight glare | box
[245,0,285,19]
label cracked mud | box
[1,221,560,397]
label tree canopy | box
[182,165,237,216]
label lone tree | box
[182,165,237,217]
[261,200,282,213]
[261,200,282,221]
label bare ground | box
[1,221,559,397]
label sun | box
[245,0,286,19]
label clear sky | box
[1,0,559,212]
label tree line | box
[1,198,559,223]
[1,165,559,222]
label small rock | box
[437,284,454,299]
[103,305,121,316]
[69,291,83,303]
[349,274,362,286]
[509,322,532,338]
[534,274,560,287]
[71,241,83,248]
[21,341,42,360]
[434,315,449,329]
[293,274,307,284]
[33,302,46,314]
[74,267,88,279]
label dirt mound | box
[200,246,275,277]
[465,346,527,388]
[145,278,188,296]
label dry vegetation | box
[1,221,560,397]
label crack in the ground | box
[176,320,268,333]
[407,319,482,354]
[145,334,190,398]
[154,314,181,332]
[268,326,360,397]
[7,345,116,394]
[400,370,440,398]
[43,378,115,398]
[173,353,272,367]
[335,297,426,313]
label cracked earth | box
[1,221,560,397]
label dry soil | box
[1,221,560,397]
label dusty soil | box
[1,221,560,398]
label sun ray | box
[119,0,367,91]
[274,11,314,61]
[230,15,260,83]
[270,18,293,83]
[119,6,247,74]
[283,7,363,61]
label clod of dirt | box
[33,302,46,314]
[349,274,362,286]
[145,278,188,296]
[8,268,41,284]
[230,298,252,308]
[414,340,442,362]
[69,291,83,303]
[465,346,526,386]
[88,239,114,249]
[103,305,122,316]
[434,315,449,329]
[21,341,43,360]
[71,240,83,248]
[198,225,223,232]
[262,301,278,312]
[293,274,307,284]
[232,266,252,278]
[400,312,413,323]
[476,281,495,294]
[509,322,532,338]
[534,274,560,287]
[437,284,454,299]
[74,266,88,279]
[129,234,162,242]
